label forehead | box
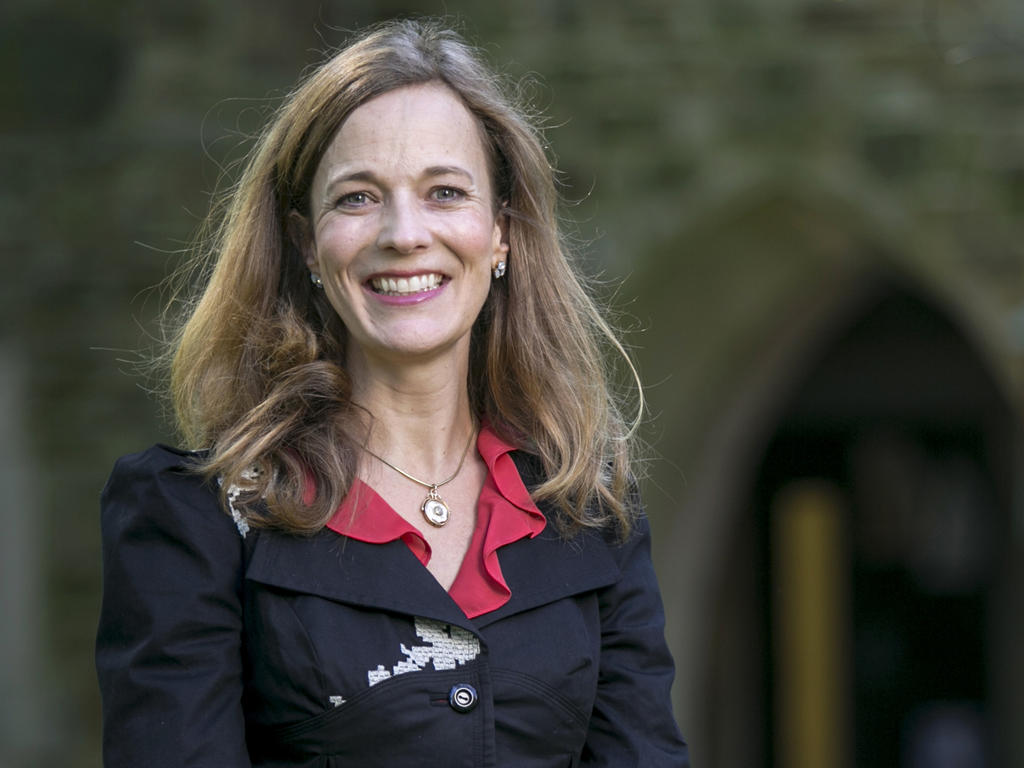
[314,83,491,186]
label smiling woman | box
[296,83,506,369]
[96,18,689,768]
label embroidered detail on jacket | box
[328,696,346,707]
[218,466,261,539]
[367,617,480,687]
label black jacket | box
[96,445,689,767]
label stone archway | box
[631,175,1023,765]
[690,279,1021,768]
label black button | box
[448,683,478,713]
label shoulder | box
[105,443,207,485]
[101,444,246,543]
[104,444,211,512]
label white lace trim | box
[217,466,262,538]
[366,617,480,687]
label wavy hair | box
[169,18,642,536]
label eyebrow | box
[325,169,376,187]
[324,165,476,190]
[422,165,475,183]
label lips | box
[368,273,444,295]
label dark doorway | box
[754,284,1012,768]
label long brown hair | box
[169,18,642,535]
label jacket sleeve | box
[96,446,251,768]
[580,512,690,767]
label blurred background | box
[3,0,1023,766]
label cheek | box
[456,218,502,263]
[314,222,368,273]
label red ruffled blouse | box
[325,426,547,619]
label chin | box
[356,330,471,364]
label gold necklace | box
[361,428,476,527]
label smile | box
[369,273,444,296]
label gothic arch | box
[636,182,1022,766]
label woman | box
[97,18,689,767]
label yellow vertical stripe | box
[773,481,850,768]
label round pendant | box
[421,496,450,527]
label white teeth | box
[371,273,442,295]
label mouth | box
[368,272,444,296]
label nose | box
[376,193,431,254]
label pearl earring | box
[492,261,507,279]
[310,273,323,288]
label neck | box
[349,347,477,479]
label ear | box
[492,206,510,264]
[287,210,317,270]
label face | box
[301,83,508,371]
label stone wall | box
[2,0,1022,764]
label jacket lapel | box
[242,449,623,634]
[243,527,473,630]
[471,451,622,627]
[473,520,621,628]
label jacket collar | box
[243,452,621,634]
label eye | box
[336,191,372,208]
[430,186,465,203]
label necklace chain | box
[361,428,476,527]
